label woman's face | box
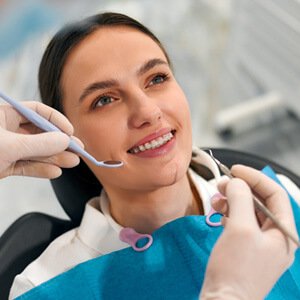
[61,26,192,193]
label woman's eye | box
[149,74,168,86]
[93,95,114,108]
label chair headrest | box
[50,160,102,225]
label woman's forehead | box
[65,26,166,69]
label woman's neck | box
[105,172,203,234]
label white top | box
[9,152,300,299]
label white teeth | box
[129,131,174,154]
[139,145,145,151]
[157,137,164,146]
[151,140,158,148]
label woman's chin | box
[143,159,188,188]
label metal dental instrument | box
[208,149,300,248]
[0,91,123,168]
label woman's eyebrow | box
[79,79,118,103]
[137,58,168,76]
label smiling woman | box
[5,12,300,300]
[47,22,193,217]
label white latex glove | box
[200,165,298,300]
[0,102,81,179]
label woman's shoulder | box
[9,229,90,299]
[9,196,122,299]
[9,225,100,299]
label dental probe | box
[208,150,300,248]
[0,91,123,168]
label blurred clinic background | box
[0,0,300,234]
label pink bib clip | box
[206,207,223,227]
[119,228,153,252]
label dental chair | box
[0,148,299,299]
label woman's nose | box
[128,96,162,129]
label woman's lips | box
[128,130,176,158]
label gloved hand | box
[0,101,81,179]
[200,165,298,300]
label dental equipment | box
[0,91,123,168]
[208,149,300,248]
